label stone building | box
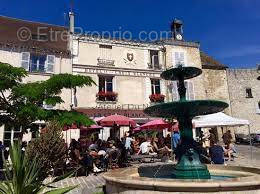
[0,14,257,144]
[0,16,72,145]
[227,68,260,134]
[71,18,206,139]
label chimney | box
[69,12,75,34]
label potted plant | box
[96,91,106,101]
[149,94,165,103]
[106,91,118,101]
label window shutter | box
[189,81,195,100]
[46,55,55,73]
[159,51,163,68]
[185,81,195,100]
[172,81,179,101]
[21,52,30,71]
[160,80,166,95]
[145,78,152,102]
[144,50,149,68]
[112,77,116,92]
[175,52,185,66]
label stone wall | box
[227,69,260,134]
[202,68,233,141]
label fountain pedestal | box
[144,65,229,179]
[173,149,210,179]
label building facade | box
[227,69,260,134]
[0,15,258,144]
[0,16,72,145]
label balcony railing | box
[97,58,115,66]
[148,63,163,70]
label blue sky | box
[1,0,260,68]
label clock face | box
[176,34,183,40]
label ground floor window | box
[3,125,21,147]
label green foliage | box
[0,142,77,194]
[0,62,95,131]
[26,122,68,180]
[0,63,27,91]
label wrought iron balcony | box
[97,58,115,66]
[147,63,164,70]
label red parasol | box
[99,114,136,127]
[139,119,171,130]
[80,125,103,131]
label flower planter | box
[96,91,118,102]
[149,94,165,103]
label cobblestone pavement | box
[45,174,105,194]
[50,144,260,194]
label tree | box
[0,62,95,132]
[26,122,68,179]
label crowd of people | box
[0,129,237,175]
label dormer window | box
[32,34,48,41]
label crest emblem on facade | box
[123,50,137,65]
[127,53,134,61]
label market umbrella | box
[80,124,103,131]
[99,114,136,127]
[139,119,171,130]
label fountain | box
[103,65,260,193]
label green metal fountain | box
[144,65,229,179]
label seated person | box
[209,140,224,164]
[224,142,236,161]
[152,137,172,156]
[137,138,156,155]
[132,137,140,154]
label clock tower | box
[171,19,184,41]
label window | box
[32,34,48,41]
[21,52,55,73]
[171,81,195,101]
[174,52,185,66]
[3,125,21,147]
[98,44,114,66]
[257,102,260,113]
[149,50,160,69]
[30,54,46,72]
[246,88,253,98]
[151,79,161,94]
[99,76,113,92]
[99,44,112,60]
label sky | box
[1,0,260,68]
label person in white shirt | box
[137,138,155,155]
[125,133,134,150]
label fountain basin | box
[144,100,229,118]
[103,164,260,194]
